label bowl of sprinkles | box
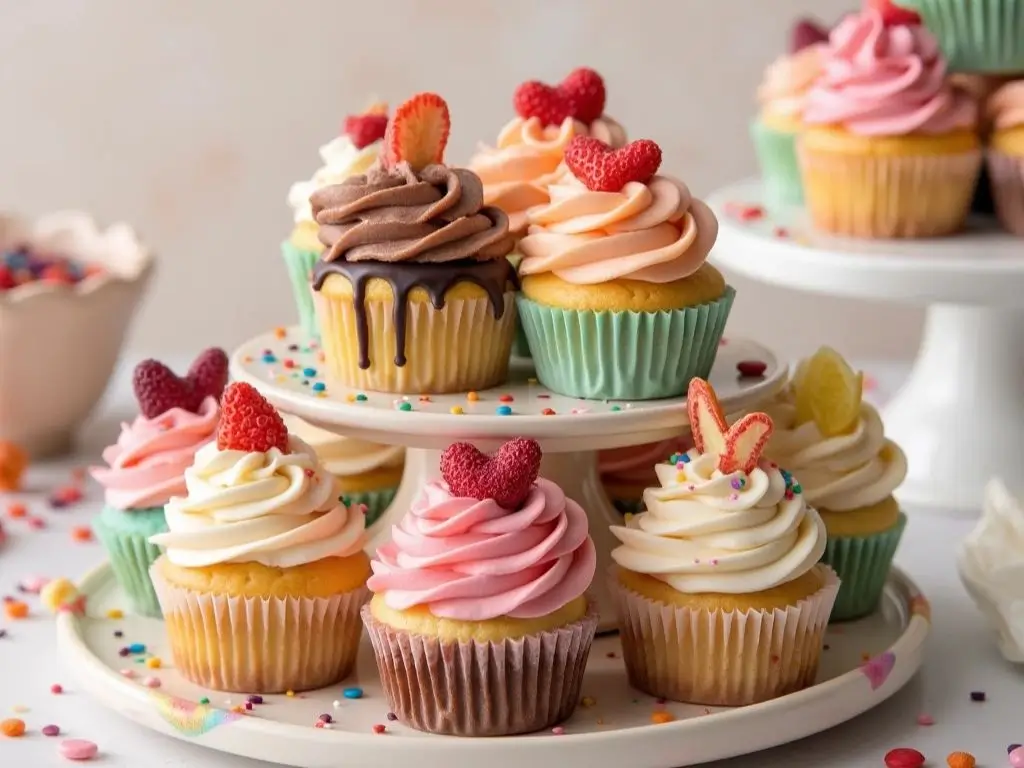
[0,210,154,457]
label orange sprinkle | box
[650,711,675,724]
[71,526,93,543]
[0,718,26,737]
[6,503,26,519]
[4,601,29,620]
[243,355,253,363]
[273,327,287,339]
[947,752,976,768]
[467,391,479,402]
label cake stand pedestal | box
[231,329,787,630]
[708,179,1024,515]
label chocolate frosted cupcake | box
[311,93,517,394]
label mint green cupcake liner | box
[341,487,397,529]
[821,512,907,622]
[902,0,1024,73]
[93,506,167,618]
[751,118,803,210]
[281,240,320,337]
[516,287,734,401]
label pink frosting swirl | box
[803,8,976,136]
[989,81,1024,131]
[469,116,627,237]
[90,397,220,509]
[368,478,596,620]
[517,173,718,285]
[600,437,693,487]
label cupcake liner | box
[342,487,397,529]
[92,506,167,618]
[750,118,804,209]
[151,564,368,693]
[822,513,907,622]
[799,141,981,238]
[610,565,839,706]
[516,287,734,401]
[512,314,533,359]
[316,289,516,394]
[362,602,598,736]
[281,241,320,338]
[986,149,1024,236]
[903,0,1024,73]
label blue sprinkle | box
[302,367,317,377]
[262,354,277,364]
[496,405,513,416]
[342,686,363,700]
[312,382,326,392]
[680,454,691,464]
[128,643,146,654]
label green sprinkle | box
[398,402,413,412]
[610,405,621,412]
[792,484,803,494]
[199,697,210,705]
[355,394,368,402]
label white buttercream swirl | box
[763,394,907,512]
[152,436,366,569]
[282,416,404,477]
[288,136,381,225]
[610,451,826,594]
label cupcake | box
[283,103,388,337]
[800,2,981,238]
[764,347,908,621]
[750,19,829,209]
[599,436,692,516]
[281,415,404,528]
[516,136,733,400]
[953,73,1019,215]
[899,0,1024,74]
[609,378,838,706]
[986,80,1024,235]
[89,349,226,617]
[311,93,518,394]
[363,437,598,736]
[149,383,369,693]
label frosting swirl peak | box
[758,44,827,121]
[988,81,1024,132]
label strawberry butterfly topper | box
[440,437,543,510]
[343,101,388,150]
[686,378,774,475]
[513,67,607,128]
[216,382,289,454]
[132,348,229,419]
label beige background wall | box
[0,0,922,361]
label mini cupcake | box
[516,136,732,400]
[311,93,517,394]
[150,383,369,693]
[470,67,626,359]
[599,436,692,516]
[764,347,908,621]
[282,415,404,528]
[800,2,981,238]
[363,438,598,736]
[283,103,388,336]
[90,349,226,617]
[899,0,1024,74]
[609,378,838,706]
[986,80,1024,235]
[751,19,829,209]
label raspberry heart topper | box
[343,101,388,150]
[132,348,229,419]
[513,67,607,128]
[687,378,773,475]
[216,382,289,454]
[564,136,662,193]
[382,92,451,172]
[440,437,543,510]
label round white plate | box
[59,563,930,768]
[229,329,786,452]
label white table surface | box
[1,361,1022,768]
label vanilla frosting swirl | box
[152,436,366,569]
[288,135,381,226]
[763,393,908,512]
[611,452,826,594]
[311,161,513,263]
[988,81,1024,132]
[517,174,718,285]
[758,44,827,120]
[282,416,404,477]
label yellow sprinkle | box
[40,578,78,613]
[580,696,596,708]
[145,657,162,669]
[286,690,295,698]
[651,711,675,724]
[346,393,357,403]
[623,512,634,524]
[106,609,124,620]
[316,392,328,398]
[450,406,464,415]
[276,375,288,383]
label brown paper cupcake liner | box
[151,565,369,693]
[987,150,1024,236]
[361,602,598,736]
[610,565,839,706]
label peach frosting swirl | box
[758,44,827,120]
[90,397,220,510]
[517,173,719,285]
[988,81,1024,132]
[368,478,596,621]
[803,8,976,136]
[469,116,627,236]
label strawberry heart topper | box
[440,438,543,510]
[343,102,388,150]
[216,382,289,454]
[687,378,774,475]
[564,136,662,193]
[867,0,922,26]
[790,18,831,53]
[132,348,229,419]
[513,67,607,127]
[382,92,451,172]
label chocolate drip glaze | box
[313,258,518,369]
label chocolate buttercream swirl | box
[311,162,514,264]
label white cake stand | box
[708,179,1024,515]
[230,328,787,630]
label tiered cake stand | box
[708,179,1024,514]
